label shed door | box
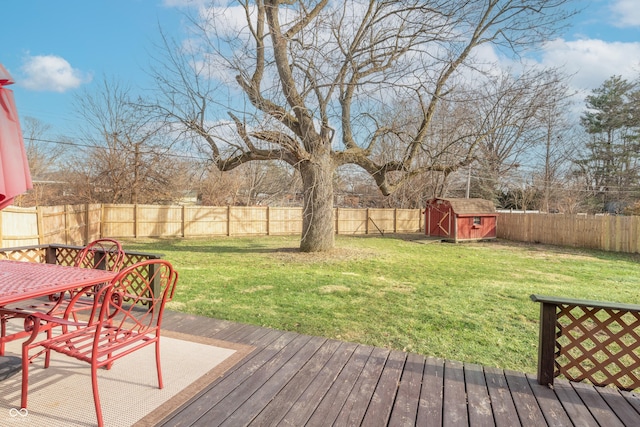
[428,205,451,237]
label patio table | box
[0,260,117,378]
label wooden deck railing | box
[0,244,164,302]
[531,294,640,391]
[0,244,162,266]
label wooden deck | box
[157,311,640,426]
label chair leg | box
[20,344,30,409]
[155,339,163,389]
[91,363,104,427]
[44,328,52,368]
[0,309,13,356]
[0,315,6,356]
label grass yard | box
[122,234,640,374]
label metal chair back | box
[20,259,179,427]
[74,238,125,272]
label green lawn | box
[122,235,640,374]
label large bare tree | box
[20,117,66,206]
[470,68,569,204]
[151,0,574,251]
[533,78,576,213]
[68,77,193,205]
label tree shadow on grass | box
[123,237,300,255]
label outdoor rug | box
[0,329,253,426]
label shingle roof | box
[435,198,496,214]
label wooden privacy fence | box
[0,204,423,247]
[498,212,640,252]
[3,205,640,253]
[0,204,103,247]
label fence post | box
[267,206,270,236]
[394,208,397,233]
[134,204,139,238]
[64,204,71,245]
[365,208,369,234]
[635,216,640,254]
[99,204,105,239]
[537,301,557,386]
[36,206,45,245]
[227,206,231,236]
[84,203,90,245]
[335,208,339,235]
[182,205,186,238]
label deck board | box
[598,386,640,426]
[220,336,325,427]
[503,370,546,426]
[360,349,407,427]
[416,356,444,425]
[553,380,600,426]
[157,329,287,427]
[621,390,640,415]
[197,333,309,426]
[305,344,374,426]
[465,363,494,427]
[248,338,338,426]
[333,346,389,426]
[571,381,625,427]
[213,322,253,341]
[388,352,425,426]
[278,341,358,426]
[442,359,468,427]
[157,311,640,426]
[525,373,573,427]
[485,365,520,427]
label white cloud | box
[611,0,640,27]
[538,38,640,91]
[19,55,91,92]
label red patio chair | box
[0,239,125,355]
[20,259,178,427]
[48,238,126,318]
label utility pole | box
[466,166,471,198]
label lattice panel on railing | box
[55,247,81,266]
[122,254,160,304]
[0,248,47,263]
[556,304,640,390]
[123,253,154,267]
[126,264,150,301]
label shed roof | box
[432,198,496,214]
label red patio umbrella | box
[0,63,32,209]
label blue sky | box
[1,0,639,137]
[2,0,184,134]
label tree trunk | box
[299,156,334,252]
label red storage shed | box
[425,198,497,242]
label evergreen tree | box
[575,76,640,212]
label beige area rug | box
[0,329,253,427]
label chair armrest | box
[25,311,87,328]
[21,311,89,345]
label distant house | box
[425,198,497,242]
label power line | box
[25,136,211,163]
